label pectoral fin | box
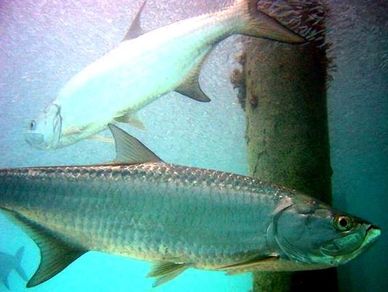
[148,262,189,287]
[175,49,211,102]
[0,208,85,287]
[62,127,82,136]
[220,255,279,274]
[114,113,146,130]
[87,134,114,144]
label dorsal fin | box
[108,124,161,164]
[148,261,189,287]
[1,208,85,287]
[175,49,211,102]
[122,1,147,41]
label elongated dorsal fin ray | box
[148,262,189,287]
[123,1,147,41]
[175,49,211,102]
[0,208,85,287]
[108,124,161,164]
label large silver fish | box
[24,0,304,149]
[1,125,381,287]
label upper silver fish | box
[24,0,304,149]
[1,124,381,287]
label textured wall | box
[243,1,387,291]
[243,0,336,289]
[326,1,388,291]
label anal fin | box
[175,49,212,102]
[148,261,189,287]
[1,208,85,287]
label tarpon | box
[0,247,28,290]
[24,0,304,149]
[1,124,381,287]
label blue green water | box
[0,0,387,291]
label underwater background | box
[0,0,386,291]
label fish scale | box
[0,162,280,265]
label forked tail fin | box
[233,0,304,43]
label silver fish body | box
[24,0,304,149]
[1,125,381,287]
[0,163,284,266]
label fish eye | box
[29,120,36,131]
[333,215,354,231]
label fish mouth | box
[320,224,381,264]
[363,224,381,246]
[24,132,59,150]
[24,132,47,149]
